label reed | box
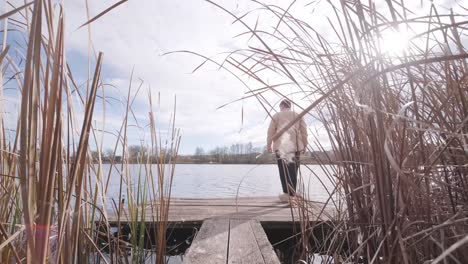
[0,1,179,263]
[201,0,468,263]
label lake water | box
[99,164,337,203]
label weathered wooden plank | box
[184,219,229,264]
[170,196,296,202]
[110,214,298,223]
[105,197,335,223]
[184,219,281,264]
[153,197,327,207]
[249,220,281,264]
[227,219,266,264]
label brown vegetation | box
[2,0,468,263]
[197,0,468,263]
[0,1,179,263]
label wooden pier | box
[184,218,281,264]
[107,196,335,225]
[104,197,335,263]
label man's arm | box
[267,115,277,152]
[299,117,308,151]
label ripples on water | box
[98,164,335,203]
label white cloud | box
[62,0,468,154]
[61,0,284,154]
[5,0,467,154]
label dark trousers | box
[276,151,300,195]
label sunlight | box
[378,28,411,56]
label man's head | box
[279,99,291,110]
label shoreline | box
[93,161,337,165]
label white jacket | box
[267,109,308,155]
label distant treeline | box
[180,143,336,164]
[89,145,176,164]
[89,142,335,164]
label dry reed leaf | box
[78,0,128,28]
[0,1,33,21]
[0,226,25,251]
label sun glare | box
[378,29,411,56]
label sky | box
[63,0,288,155]
[62,0,325,155]
[2,0,468,155]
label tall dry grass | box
[199,0,468,263]
[0,1,179,263]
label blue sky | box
[60,0,324,155]
[2,0,467,155]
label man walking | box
[267,99,308,202]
